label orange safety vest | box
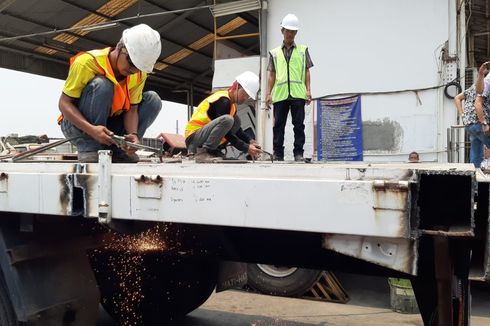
[58,47,142,124]
[185,90,236,144]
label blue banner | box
[317,96,363,161]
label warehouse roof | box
[0,0,260,105]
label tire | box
[92,251,217,325]
[247,264,323,297]
[0,273,17,326]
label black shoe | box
[113,152,139,163]
[294,154,304,162]
[207,148,225,158]
[273,153,284,161]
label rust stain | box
[136,175,163,186]
[74,174,95,216]
[58,174,71,214]
[421,229,474,237]
[372,181,410,238]
[0,172,7,181]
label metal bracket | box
[97,151,112,224]
[323,234,416,275]
[442,62,458,84]
[134,175,163,199]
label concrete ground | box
[189,273,490,326]
[99,273,490,325]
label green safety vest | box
[270,44,308,103]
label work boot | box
[78,151,98,163]
[273,153,284,161]
[113,152,140,163]
[294,154,304,162]
[194,148,223,163]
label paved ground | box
[98,273,490,325]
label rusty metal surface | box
[322,234,417,275]
[0,172,7,193]
[421,228,474,237]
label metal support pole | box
[451,127,457,162]
[97,150,112,224]
[187,88,192,121]
[447,128,453,163]
[434,237,453,326]
[413,235,472,326]
[257,0,269,149]
[190,83,195,116]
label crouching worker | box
[58,24,163,163]
[185,71,262,162]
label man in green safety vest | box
[266,13,313,162]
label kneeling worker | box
[185,71,262,161]
[58,24,163,163]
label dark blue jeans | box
[61,76,162,153]
[273,99,306,157]
[465,123,490,168]
[185,115,234,154]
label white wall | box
[265,0,457,162]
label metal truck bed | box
[0,156,488,326]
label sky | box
[0,68,188,138]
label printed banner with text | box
[317,96,363,161]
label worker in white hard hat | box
[185,71,262,162]
[58,23,163,163]
[266,13,314,162]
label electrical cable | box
[444,80,462,99]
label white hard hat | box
[280,14,299,31]
[122,24,162,73]
[236,71,259,100]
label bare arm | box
[476,62,490,94]
[305,68,311,105]
[475,96,490,136]
[122,105,140,154]
[266,71,276,108]
[123,105,139,136]
[475,96,486,123]
[58,93,114,145]
[454,92,464,116]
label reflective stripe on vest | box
[185,90,236,144]
[271,44,307,103]
[57,47,142,124]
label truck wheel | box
[0,274,17,325]
[92,251,217,325]
[247,264,322,297]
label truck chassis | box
[0,154,488,325]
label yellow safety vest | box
[270,44,308,103]
[185,90,236,144]
[58,47,143,124]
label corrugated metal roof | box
[0,0,260,104]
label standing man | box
[58,24,163,163]
[454,83,490,167]
[465,61,490,167]
[266,13,313,162]
[185,71,262,162]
